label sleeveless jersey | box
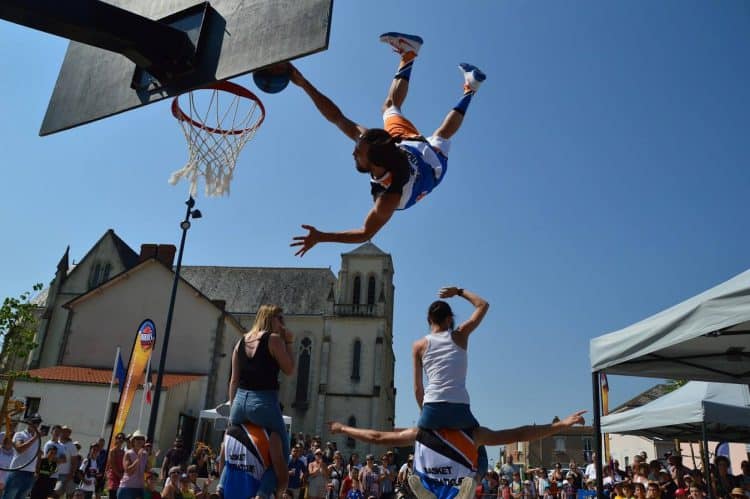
[422,331,469,405]
[221,423,270,498]
[369,139,448,211]
[413,428,478,499]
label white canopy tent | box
[590,268,750,382]
[601,381,750,442]
[589,269,750,498]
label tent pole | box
[701,422,711,499]
[592,371,604,499]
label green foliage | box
[0,284,43,375]
[664,379,688,393]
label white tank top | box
[422,330,469,404]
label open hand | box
[438,287,460,298]
[560,410,587,427]
[291,225,321,257]
[326,421,343,434]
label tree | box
[0,284,43,374]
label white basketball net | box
[170,82,265,197]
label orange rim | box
[171,80,266,135]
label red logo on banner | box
[138,319,156,350]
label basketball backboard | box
[36,0,333,136]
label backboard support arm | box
[0,0,199,84]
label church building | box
[12,229,396,456]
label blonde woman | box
[228,304,295,498]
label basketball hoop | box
[170,80,265,196]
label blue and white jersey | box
[220,423,270,498]
[370,140,448,211]
[413,428,477,499]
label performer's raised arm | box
[288,63,366,141]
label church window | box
[88,263,101,289]
[352,275,361,305]
[351,340,361,381]
[294,338,312,407]
[102,263,112,282]
[346,415,357,448]
[367,276,376,305]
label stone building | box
[504,424,595,469]
[11,229,396,456]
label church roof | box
[610,382,673,414]
[179,266,336,315]
[343,241,388,256]
[22,365,203,390]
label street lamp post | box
[146,196,202,442]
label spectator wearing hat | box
[3,414,42,499]
[117,430,148,498]
[730,487,746,499]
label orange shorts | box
[383,108,421,138]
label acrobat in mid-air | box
[289,32,486,257]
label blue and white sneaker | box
[379,32,423,56]
[459,63,486,93]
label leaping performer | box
[327,410,586,499]
[289,32,486,257]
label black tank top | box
[236,331,280,391]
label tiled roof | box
[611,382,673,414]
[179,266,336,315]
[22,366,203,390]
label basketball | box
[253,64,291,94]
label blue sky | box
[1,1,749,460]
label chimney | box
[156,244,176,268]
[139,244,158,262]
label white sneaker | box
[459,63,486,93]
[408,474,437,499]
[379,32,424,56]
[455,477,477,499]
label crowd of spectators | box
[476,451,750,499]
[2,416,749,499]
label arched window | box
[367,276,376,306]
[351,340,361,381]
[346,415,357,448]
[352,275,361,305]
[294,338,312,407]
[88,263,101,289]
[102,263,112,282]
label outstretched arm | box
[291,193,400,256]
[327,421,417,447]
[288,63,366,141]
[475,410,586,446]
